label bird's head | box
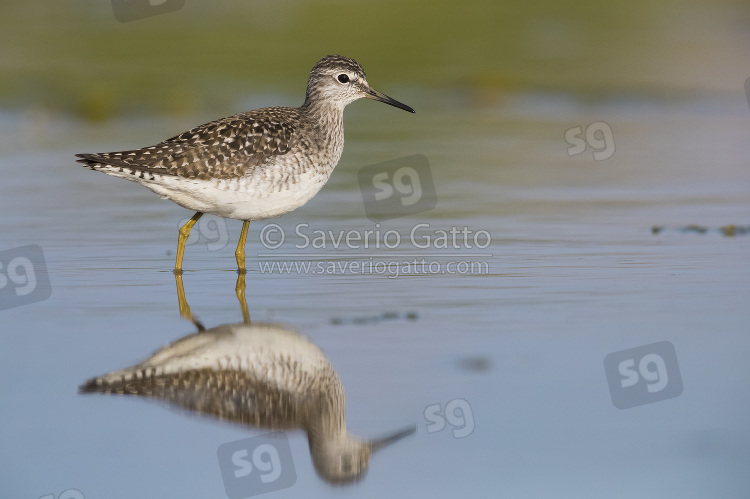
[309,426,416,484]
[305,55,415,113]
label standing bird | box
[76,55,414,272]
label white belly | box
[143,168,331,220]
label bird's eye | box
[337,74,350,84]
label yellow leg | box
[175,271,204,330]
[236,220,250,273]
[175,272,191,320]
[175,212,203,273]
[235,272,250,324]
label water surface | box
[1,1,750,498]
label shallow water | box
[2,87,749,498]
[2,2,750,495]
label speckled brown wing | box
[79,368,305,429]
[76,107,301,181]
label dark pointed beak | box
[369,425,417,451]
[365,88,415,113]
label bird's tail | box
[78,367,159,395]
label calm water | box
[2,2,750,496]
[1,91,749,498]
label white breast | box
[146,168,332,220]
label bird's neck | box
[304,382,347,448]
[301,99,345,160]
[302,98,344,129]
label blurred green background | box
[2,0,749,121]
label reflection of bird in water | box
[80,275,414,483]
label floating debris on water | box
[720,225,748,236]
[682,224,708,234]
[458,356,492,372]
[651,225,750,237]
[330,310,419,326]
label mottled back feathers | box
[76,107,301,181]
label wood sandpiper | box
[79,319,415,483]
[76,55,414,272]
